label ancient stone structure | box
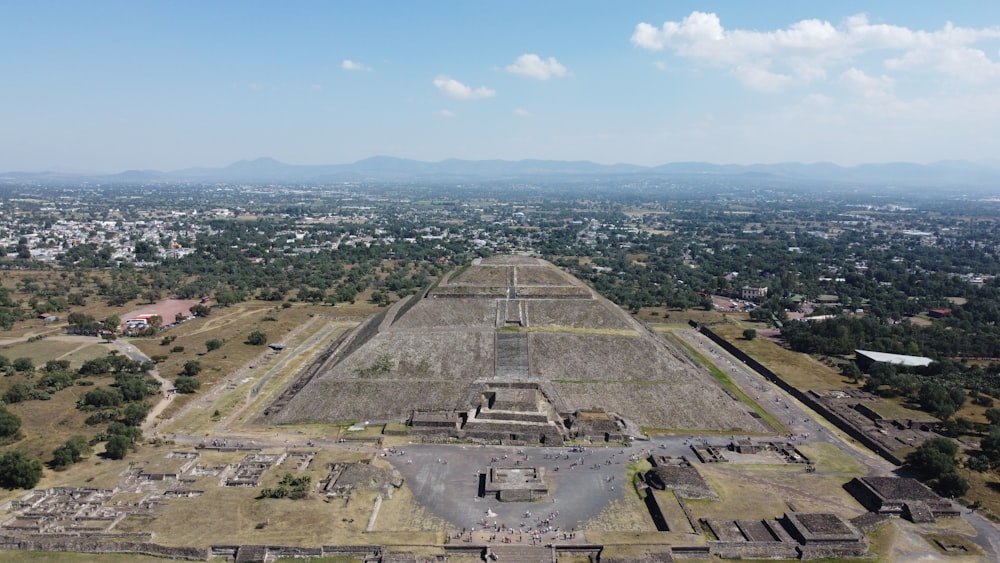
[263,255,768,437]
[846,476,961,522]
[643,456,717,500]
[689,440,810,465]
[705,512,868,560]
[481,466,548,502]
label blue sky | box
[4,1,1000,172]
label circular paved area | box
[386,443,649,532]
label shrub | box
[52,435,92,469]
[174,376,201,394]
[78,387,122,409]
[205,338,224,352]
[246,330,267,346]
[3,383,32,404]
[12,357,34,373]
[259,473,311,500]
[182,360,202,377]
[170,346,185,353]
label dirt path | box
[148,314,346,441]
[187,307,270,337]
[216,317,347,433]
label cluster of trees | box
[259,473,311,500]
[906,438,969,497]
[51,435,92,470]
[3,358,106,404]
[175,359,203,394]
[0,450,43,489]
[100,422,143,460]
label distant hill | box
[4,156,1000,187]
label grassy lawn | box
[708,323,851,391]
[795,442,866,475]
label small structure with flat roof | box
[482,466,547,502]
[854,350,933,371]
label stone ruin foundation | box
[481,466,548,502]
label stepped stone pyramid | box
[259,255,768,438]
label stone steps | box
[487,544,553,563]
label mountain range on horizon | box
[4,156,1000,188]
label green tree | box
[78,387,123,409]
[934,471,969,498]
[981,427,1000,463]
[182,360,202,376]
[12,357,34,373]
[3,383,31,404]
[44,359,71,373]
[116,374,155,402]
[986,407,1000,426]
[52,435,92,469]
[0,408,22,441]
[205,338,224,352]
[246,330,267,346]
[190,303,211,317]
[906,437,959,478]
[121,402,150,426]
[104,435,131,460]
[0,451,43,489]
[174,376,201,394]
[743,328,757,341]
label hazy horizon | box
[4,1,1000,172]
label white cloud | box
[733,65,794,93]
[433,76,496,100]
[342,59,372,72]
[506,54,568,80]
[438,109,455,119]
[631,11,1000,90]
[513,108,531,117]
[840,68,894,97]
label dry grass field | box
[688,463,866,521]
[0,552,175,562]
[2,263,995,561]
[0,338,106,367]
[85,444,394,547]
